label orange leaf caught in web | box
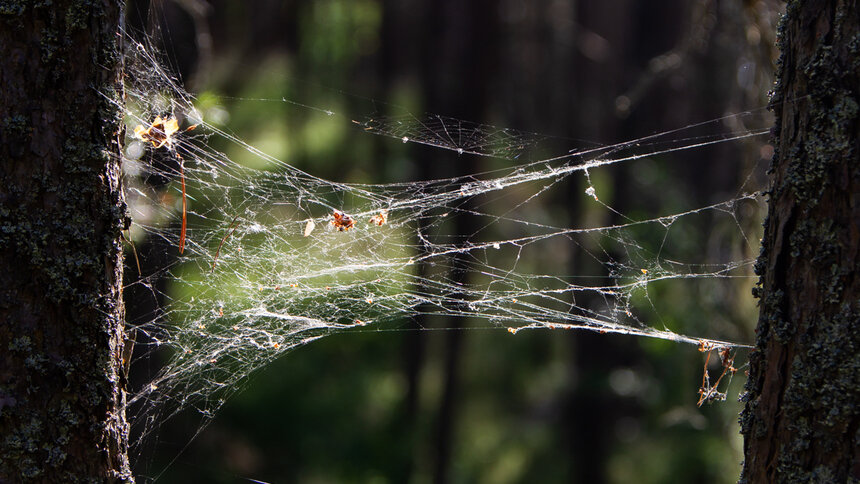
[134,115,181,149]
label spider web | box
[113,28,769,473]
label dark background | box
[125,1,780,482]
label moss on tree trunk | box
[740,1,860,482]
[0,1,130,481]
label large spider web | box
[113,28,769,470]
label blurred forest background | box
[124,0,782,482]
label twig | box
[121,230,142,277]
[177,153,187,254]
[212,215,240,271]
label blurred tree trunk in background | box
[0,2,130,481]
[417,2,498,482]
[740,1,859,482]
[378,3,427,481]
[563,2,636,482]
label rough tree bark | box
[740,1,859,482]
[0,2,131,482]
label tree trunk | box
[0,2,130,482]
[740,1,859,482]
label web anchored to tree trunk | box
[112,30,770,462]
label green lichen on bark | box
[0,1,132,482]
[739,1,860,482]
[0,0,25,17]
